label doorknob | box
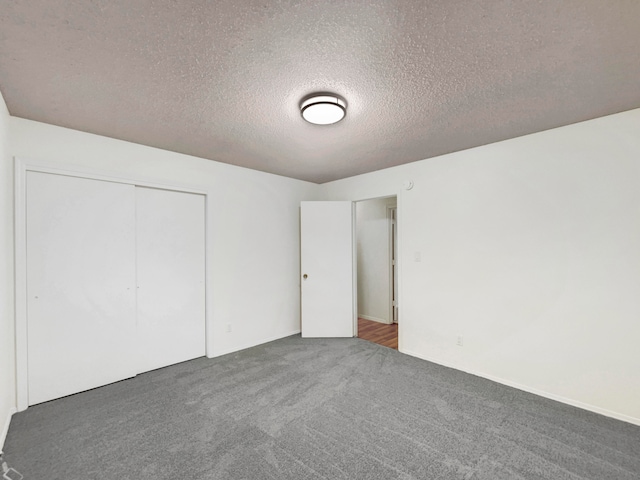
[303,274,308,280]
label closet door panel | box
[26,172,137,405]
[135,187,205,373]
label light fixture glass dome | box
[301,95,346,125]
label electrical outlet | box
[456,336,463,347]
[226,324,232,333]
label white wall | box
[322,109,640,425]
[4,108,640,429]
[0,89,16,448]
[10,117,320,365]
[356,196,396,323]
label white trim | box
[351,202,358,337]
[402,348,640,427]
[387,205,397,326]
[211,330,301,358]
[0,407,17,451]
[387,205,393,325]
[13,157,208,195]
[359,314,387,323]
[14,156,213,411]
[395,193,403,352]
[14,159,28,411]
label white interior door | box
[26,172,137,405]
[135,187,206,373]
[301,201,354,337]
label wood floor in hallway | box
[357,317,398,350]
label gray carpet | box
[4,335,640,479]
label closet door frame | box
[14,156,212,412]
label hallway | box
[357,317,398,350]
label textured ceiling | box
[1,1,639,183]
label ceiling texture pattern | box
[1,1,639,183]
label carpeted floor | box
[4,335,640,479]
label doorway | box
[355,196,398,349]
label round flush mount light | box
[300,94,346,125]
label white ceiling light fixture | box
[301,94,347,125]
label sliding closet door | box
[135,187,205,373]
[26,172,137,405]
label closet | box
[25,171,205,405]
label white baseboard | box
[359,314,389,324]
[0,407,17,452]
[211,329,301,358]
[401,348,640,427]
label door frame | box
[351,201,358,336]
[14,156,211,411]
[352,194,402,345]
[387,205,398,325]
